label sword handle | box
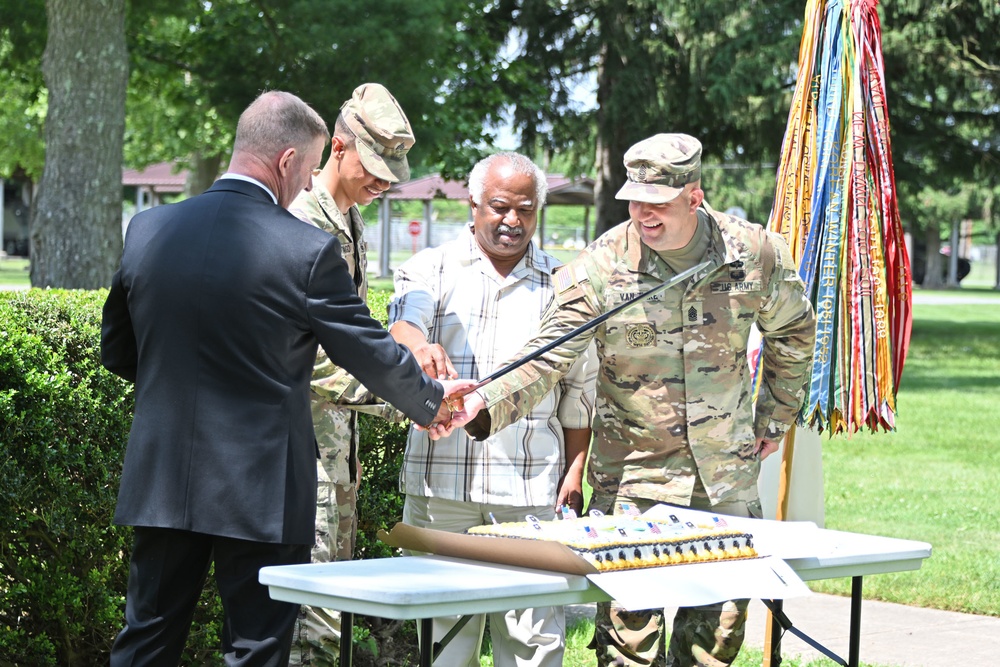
[444,378,489,412]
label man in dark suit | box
[102,90,467,666]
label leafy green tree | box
[0,0,47,182]
[4,0,501,285]
[4,0,996,285]
[880,0,999,285]
[450,0,804,234]
[124,0,488,191]
[881,0,999,191]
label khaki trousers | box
[403,495,566,667]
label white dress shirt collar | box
[219,172,278,205]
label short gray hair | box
[468,152,547,207]
[233,90,329,160]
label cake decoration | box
[466,511,757,572]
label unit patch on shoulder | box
[625,323,657,348]
[766,231,798,270]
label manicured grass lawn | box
[0,256,30,286]
[811,295,1000,616]
[478,290,1000,666]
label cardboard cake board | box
[379,522,596,576]
[378,522,810,611]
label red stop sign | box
[408,220,422,236]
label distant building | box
[121,162,189,236]
[1,163,190,257]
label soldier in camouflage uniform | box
[457,134,816,667]
[287,83,415,667]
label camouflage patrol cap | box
[615,133,702,204]
[340,83,414,183]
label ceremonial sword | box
[448,259,712,406]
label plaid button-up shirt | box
[388,228,596,506]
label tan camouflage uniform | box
[285,82,416,667]
[478,162,815,664]
[287,177,368,667]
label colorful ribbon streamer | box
[766,0,912,435]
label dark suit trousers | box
[110,527,311,667]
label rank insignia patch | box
[625,323,656,348]
[684,301,704,326]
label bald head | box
[233,91,329,162]
[227,91,330,208]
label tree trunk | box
[185,152,223,198]
[593,121,630,238]
[922,222,944,289]
[995,230,1000,291]
[593,35,627,238]
[946,218,960,287]
[591,2,674,238]
[30,0,128,288]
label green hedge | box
[1,289,136,665]
[0,288,413,666]
[354,290,410,564]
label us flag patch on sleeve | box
[554,264,588,294]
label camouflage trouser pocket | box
[590,601,666,667]
[288,604,342,667]
[667,599,749,667]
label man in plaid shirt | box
[387,152,597,667]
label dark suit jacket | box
[102,179,442,545]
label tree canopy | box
[0,0,996,286]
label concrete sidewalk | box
[566,593,1000,666]
[742,595,999,666]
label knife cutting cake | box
[466,510,757,572]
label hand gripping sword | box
[446,259,711,410]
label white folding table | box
[261,525,930,667]
[768,528,932,666]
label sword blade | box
[456,260,711,400]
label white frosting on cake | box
[466,513,756,572]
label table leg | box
[849,577,862,667]
[339,611,353,667]
[420,617,434,667]
[768,599,783,666]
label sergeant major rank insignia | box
[683,301,703,327]
[625,323,656,348]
